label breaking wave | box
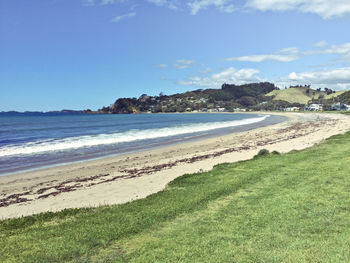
[0,115,269,157]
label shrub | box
[254,149,270,158]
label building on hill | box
[218,107,227,112]
[280,107,300,112]
[233,108,246,112]
[305,104,323,111]
[331,102,350,111]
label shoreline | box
[0,113,284,176]
[1,112,350,219]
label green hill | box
[334,90,350,104]
[324,90,346,99]
[92,84,348,114]
[265,86,326,104]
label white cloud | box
[176,59,195,64]
[303,42,350,62]
[110,12,136,22]
[276,67,350,90]
[147,0,166,4]
[146,0,179,10]
[200,68,212,74]
[321,43,350,60]
[85,0,350,18]
[174,59,195,69]
[85,0,126,5]
[226,47,300,63]
[82,0,96,6]
[179,67,262,87]
[155,64,168,68]
[315,40,328,48]
[288,68,350,84]
[101,0,118,4]
[188,0,235,15]
[226,42,350,64]
[85,0,236,14]
[84,0,179,10]
[227,54,297,63]
[246,0,350,19]
[174,65,191,69]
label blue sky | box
[1,0,350,111]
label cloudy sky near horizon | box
[1,0,350,111]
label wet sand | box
[1,112,350,219]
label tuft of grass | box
[1,132,350,262]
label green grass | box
[265,88,345,105]
[2,132,350,262]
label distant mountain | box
[0,110,83,115]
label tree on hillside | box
[208,90,235,101]
[221,82,276,98]
[237,96,257,107]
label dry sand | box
[1,112,350,219]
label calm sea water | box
[0,113,285,175]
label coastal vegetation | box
[336,90,350,104]
[91,83,349,114]
[1,131,350,262]
[93,82,278,114]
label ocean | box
[0,112,286,175]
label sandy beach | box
[1,112,350,219]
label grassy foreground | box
[1,133,350,262]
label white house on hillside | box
[305,104,322,111]
[280,107,300,112]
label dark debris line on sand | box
[0,120,329,208]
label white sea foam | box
[0,115,268,157]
